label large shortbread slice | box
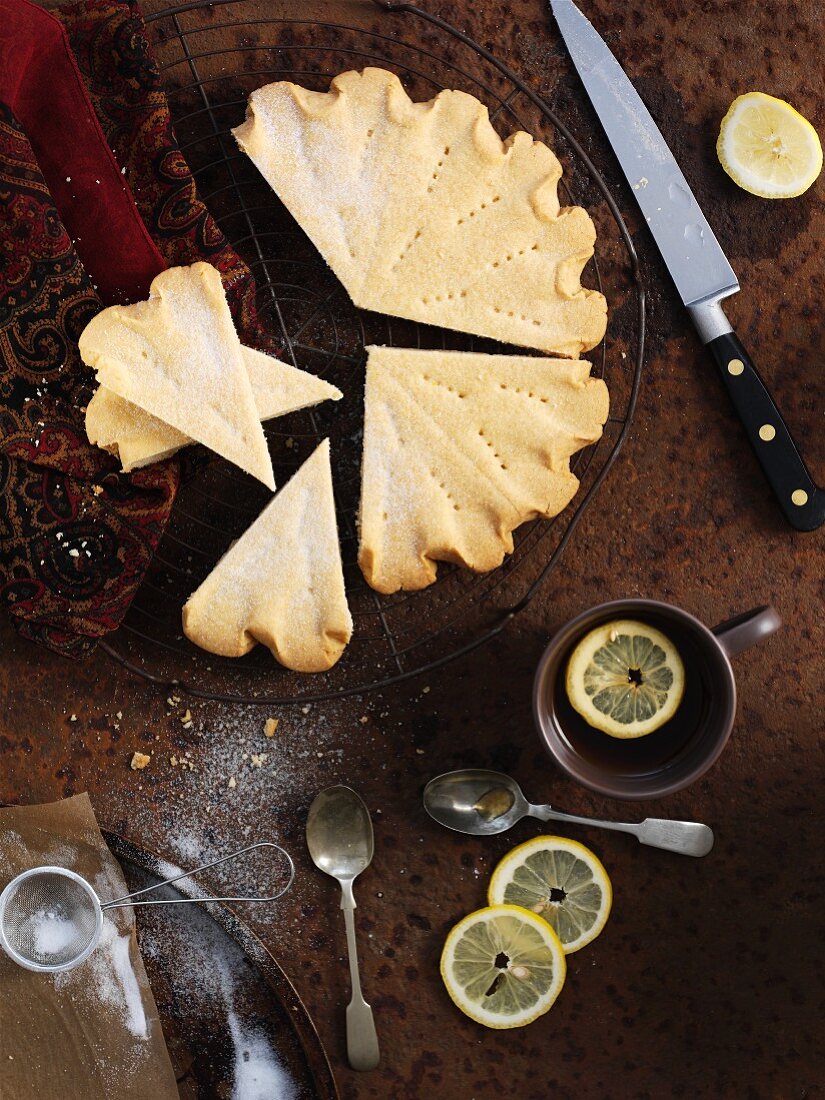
[182,439,352,672]
[359,346,609,593]
[233,68,606,357]
[78,263,276,489]
[86,346,342,472]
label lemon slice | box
[488,837,612,954]
[440,905,566,1028]
[565,619,685,738]
[717,92,822,198]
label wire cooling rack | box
[101,0,645,704]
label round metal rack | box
[102,0,645,704]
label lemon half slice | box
[565,619,685,738]
[488,837,612,954]
[717,92,822,198]
[440,905,566,1028]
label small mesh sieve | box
[0,867,103,972]
[0,842,294,973]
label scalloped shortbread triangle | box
[182,439,352,672]
[78,263,275,489]
[233,68,606,357]
[358,346,609,593]
[86,346,342,472]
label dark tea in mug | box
[535,599,779,799]
[551,610,713,779]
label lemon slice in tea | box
[565,619,685,738]
[440,905,566,1028]
[488,837,612,954]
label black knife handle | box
[706,330,824,531]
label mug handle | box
[711,605,781,658]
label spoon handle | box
[340,884,380,1071]
[531,805,714,858]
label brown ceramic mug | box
[533,599,781,800]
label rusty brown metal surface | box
[3,2,824,1097]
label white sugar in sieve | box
[0,841,294,973]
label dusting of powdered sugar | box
[53,916,148,1040]
[165,828,203,866]
[120,699,350,932]
[91,920,148,1039]
[244,87,382,281]
[136,875,300,1099]
[220,961,298,1100]
[226,1004,298,1100]
[28,909,78,957]
[0,831,28,874]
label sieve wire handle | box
[101,842,294,909]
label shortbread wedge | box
[86,346,342,472]
[359,346,609,593]
[78,263,275,489]
[183,439,352,672]
[233,68,606,357]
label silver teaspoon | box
[306,786,380,1071]
[424,769,714,857]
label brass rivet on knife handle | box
[759,425,776,442]
[727,359,745,376]
[792,490,809,506]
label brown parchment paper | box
[0,795,179,1100]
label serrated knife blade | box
[549,0,823,531]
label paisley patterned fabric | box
[60,0,280,350]
[0,0,276,657]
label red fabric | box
[0,95,179,657]
[0,0,278,657]
[57,0,281,342]
[0,0,167,305]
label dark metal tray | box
[106,830,338,1100]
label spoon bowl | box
[424,769,529,835]
[306,785,374,881]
